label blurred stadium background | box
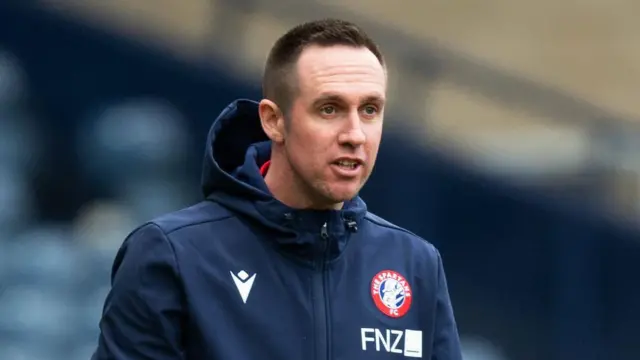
[0,1,639,359]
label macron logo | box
[230,270,256,304]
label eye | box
[361,105,379,116]
[320,105,336,116]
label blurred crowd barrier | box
[0,2,638,360]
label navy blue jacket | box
[92,99,462,360]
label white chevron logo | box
[230,270,256,304]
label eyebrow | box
[361,95,386,105]
[313,93,386,107]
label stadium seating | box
[0,3,638,360]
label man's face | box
[283,45,386,208]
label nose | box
[337,111,366,147]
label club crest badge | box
[370,270,413,318]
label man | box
[93,18,462,359]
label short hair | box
[262,19,385,114]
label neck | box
[264,152,343,211]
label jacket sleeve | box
[432,249,463,360]
[92,223,185,360]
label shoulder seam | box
[364,215,435,249]
[161,213,236,236]
[364,215,417,237]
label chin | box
[325,185,360,203]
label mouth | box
[331,158,364,174]
[334,159,360,169]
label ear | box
[258,99,286,144]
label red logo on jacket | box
[370,270,413,318]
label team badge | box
[370,270,413,318]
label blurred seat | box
[1,225,84,288]
[0,223,104,357]
[0,168,35,235]
[0,285,76,358]
[461,335,510,360]
[76,97,189,192]
[70,343,100,360]
[72,200,137,258]
[0,343,67,360]
[114,176,193,222]
[0,49,28,109]
[0,112,41,174]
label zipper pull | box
[319,222,330,259]
[320,222,329,239]
[345,219,358,232]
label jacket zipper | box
[314,222,330,360]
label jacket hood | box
[201,99,367,237]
